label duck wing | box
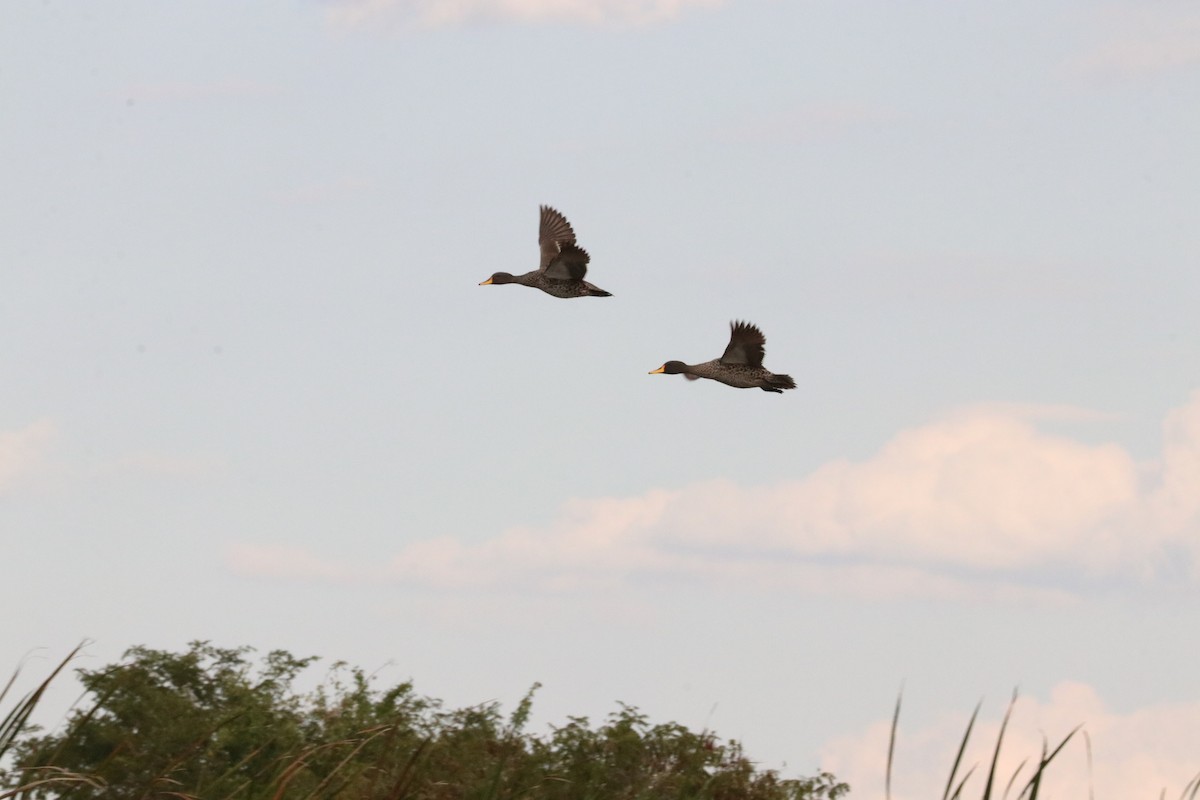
[719,321,767,368]
[545,243,590,280]
[538,205,578,271]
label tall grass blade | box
[1023,738,1050,800]
[0,643,86,762]
[383,737,431,800]
[1020,724,1080,800]
[949,764,978,799]
[941,700,980,800]
[1178,770,1200,800]
[364,723,399,799]
[1002,757,1028,799]
[303,726,393,800]
[982,689,1018,800]
[886,689,902,800]
[269,741,347,800]
[0,771,104,799]
[205,742,271,798]
[132,712,248,800]
[1084,730,1094,800]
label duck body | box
[650,321,795,394]
[482,269,612,298]
[666,359,795,392]
[479,205,612,299]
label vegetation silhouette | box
[3,643,846,799]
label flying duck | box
[650,321,795,393]
[479,206,611,298]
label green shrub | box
[4,642,846,800]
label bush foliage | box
[2,642,847,799]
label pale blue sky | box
[3,1,1199,794]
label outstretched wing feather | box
[538,205,577,270]
[719,320,767,368]
[544,243,590,280]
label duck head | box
[649,361,688,375]
[479,272,515,286]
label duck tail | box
[765,373,796,392]
[588,288,613,297]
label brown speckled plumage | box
[650,321,795,393]
[479,206,611,298]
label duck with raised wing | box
[650,321,795,393]
[479,205,612,298]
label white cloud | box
[1150,396,1200,552]
[228,391,1200,595]
[0,420,56,491]
[226,543,356,581]
[820,683,1200,799]
[326,0,723,28]
[1070,5,1200,78]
